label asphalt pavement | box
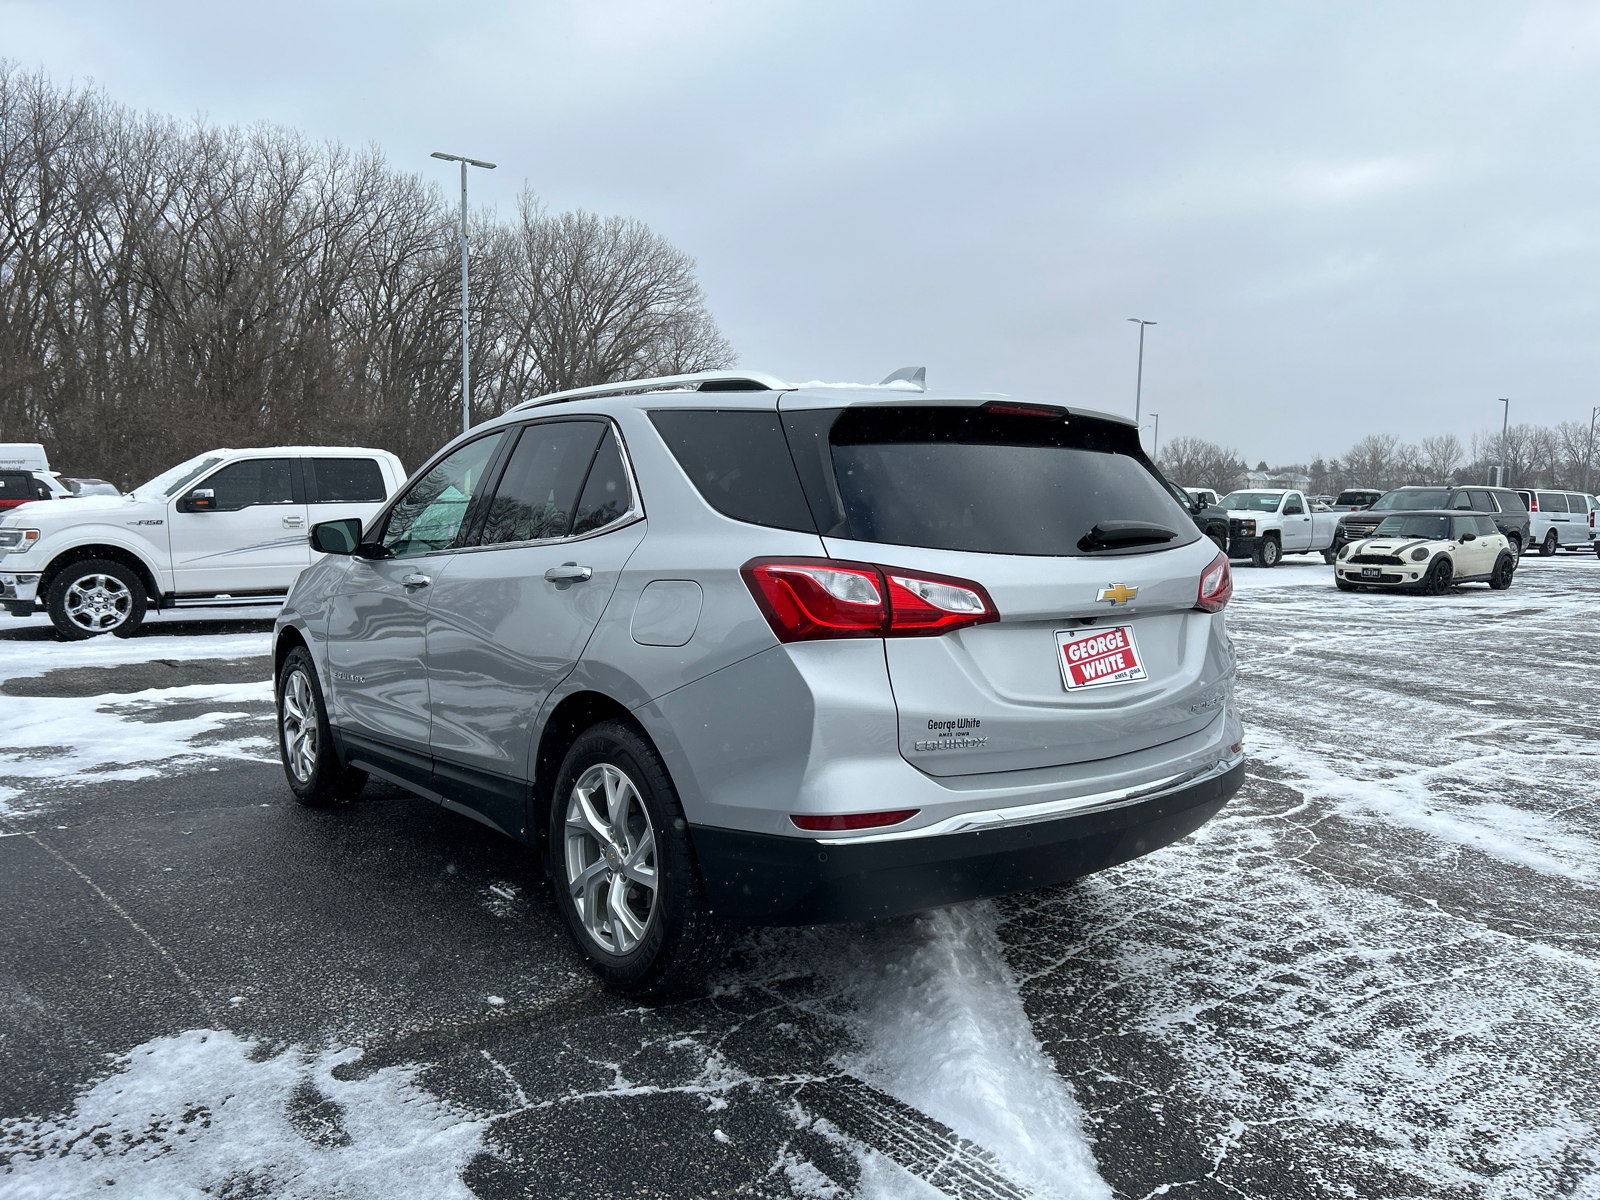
[2,555,1597,1198]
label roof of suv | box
[505,370,1136,428]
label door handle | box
[283,515,305,528]
[401,572,431,588]
[545,563,593,582]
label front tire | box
[1335,575,1358,591]
[550,720,724,996]
[1421,557,1453,595]
[1489,552,1516,590]
[45,559,147,640]
[276,647,367,806]
[1251,536,1281,569]
[1541,530,1558,556]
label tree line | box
[0,63,733,487]
[1160,422,1600,497]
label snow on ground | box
[1004,551,1600,1198]
[0,1029,485,1200]
[0,616,275,814]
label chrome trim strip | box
[815,750,1246,845]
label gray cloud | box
[6,0,1598,463]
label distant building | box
[1244,469,1311,490]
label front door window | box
[382,434,503,558]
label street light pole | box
[1497,398,1510,487]
[431,151,497,436]
[1127,318,1156,428]
[1583,404,1599,495]
[1148,413,1160,460]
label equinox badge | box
[1097,583,1138,605]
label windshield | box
[132,454,227,500]
[1374,514,1450,540]
[1371,489,1449,511]
[1218,492,1284,512]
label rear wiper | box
[1077,521,1179,552]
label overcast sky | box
[5,0,1599,464]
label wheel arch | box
[40,544,162,606]
[274,624,311,694]
[531,690,638,859]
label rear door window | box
[478,421,606,545]
[785,405,1196,557]
[1537,492,1568,512]
[309,457,386,503]
[571,429,633,536]
[0,472,31,501]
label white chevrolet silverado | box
[0,446,405,638]
[1218,488,1342,567]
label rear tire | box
[1488,552,1516,590]
[1251,536,1281,569]
[45,559,146,640]
[1420,557,1453,595]
[276,647,367,806]
[549,720,725,997]
[1508,534,1522,561]
[1541,530,1558,556]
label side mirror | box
[310,517,365,555]
[1460,532,1476,542]
[178,487,216,513]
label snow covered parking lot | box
[1,560,1597,1199]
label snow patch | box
[0,1028,485,1199]
[837,905,1110,1200]
[0,681,274,812]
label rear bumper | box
[692,756,1245,925]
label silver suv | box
[273,371,1245,993]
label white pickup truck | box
[1218,488,1342,567]
[0,446,405,638]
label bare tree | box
[1157,436,1245,495]
[1419,434,1463,484]
[1344,433,1400,489]
[0,63,735,484]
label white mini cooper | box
[1334,511,1516,594]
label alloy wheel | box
[564,763,659,955]
[63,572,132,632]
[280,668,319,783]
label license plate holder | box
[1056,624,1147,691]
[1361,567,1380,578]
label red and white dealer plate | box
[1055,624,1148,691]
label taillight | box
[1195,550,1232,613]
[982,401,1066,419]
[1528,497,1539,511]
[742,558,998,642]
[791,809,919,832]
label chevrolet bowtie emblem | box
[1097,583,1138,604]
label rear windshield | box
[1371,488,1450,511]
[785,406,1196,557]
[1335,491,1378,506]
[1375,514,1451,539]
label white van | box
[1515,490,1595,555]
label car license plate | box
[1361,567,1380,578]
[1056,624,1147,691]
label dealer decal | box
[913,716,988,752]
[1055,624,1148,691]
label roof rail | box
[510,370,793,413]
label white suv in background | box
[0,446,405,638]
